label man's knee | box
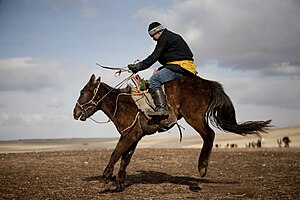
[149,74,163,91]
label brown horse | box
[73,74,271,190]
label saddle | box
[130,75,177,132]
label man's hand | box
[127,63,142,73]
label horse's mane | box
[101,82,132,94]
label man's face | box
[152,32,161,41]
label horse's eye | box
[80,90,85,95]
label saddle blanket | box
[131,90,178,130]
[131,91,156,120]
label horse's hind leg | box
[184,117,215,178]
[198,125,215,177]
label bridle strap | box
[76,80,101,109]
[93,74,133,107]
[77,74,134,122]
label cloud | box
[135,0,300,76]
[223,75,300,110]
[48,0,99,18]
[0,57,64,92]
[47,98,64,108]
[259,62,300,79]
[0,112,70,126]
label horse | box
[73,74,271,190]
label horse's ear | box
[96,77,101,82]
[90,74,96,83]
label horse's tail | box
[206,81,272,135]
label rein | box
[96,74,133,105]
[77,74,134,124]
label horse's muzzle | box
[73,104,84,121]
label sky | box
[0,0,299,140]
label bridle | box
[76,74,134,118]
[76,80,101,112]
[77,63,134,113]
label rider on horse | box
[128,22,197,118]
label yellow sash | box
[166,60,197,74]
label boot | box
[149,88,170,117]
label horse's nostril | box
[73,107,83,120]
[73,113,80,120]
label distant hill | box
[0,125,299,153]
[139,125,300,148]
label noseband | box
[76,81,101,112]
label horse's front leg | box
[103,131,142,186]
[103,150,119,184]
[116,142,138,190]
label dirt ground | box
[0,148,299,200]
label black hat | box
[148,22,165,36]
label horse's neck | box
[97,83,119,119]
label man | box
[128,22,196,117]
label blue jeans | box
[149,67,182,92]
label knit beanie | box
[148,22,165,36]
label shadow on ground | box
[83,170,239,193]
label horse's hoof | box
[199,167,207,178]
[103,174,116,184]
[115,177,125,191]
[116,184,125,191]
[103,176,110,184]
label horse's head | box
[73,74,101,121]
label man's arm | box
[128,33,168,73]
